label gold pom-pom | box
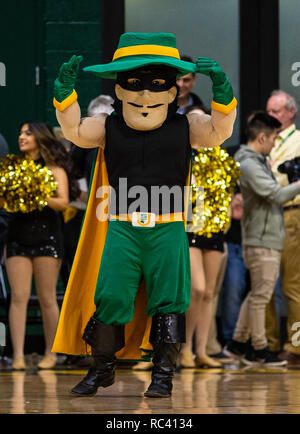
[0,154,57,213]
[187,147,240,237]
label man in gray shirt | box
[224,112,300,367]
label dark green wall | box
[44,0,102,127]
[0,1,104,341]
[0,0,44,153]
[0,0,103,153]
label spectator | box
[176,55,208,115]
[220,112,272,349]
[4,121,79,370]
[266,90,300,364]
[220,191,248,345]
[224,112,300,367]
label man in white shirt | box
[266,89,300,365]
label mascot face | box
[115,66,177,131]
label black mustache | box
[128,102,163,108]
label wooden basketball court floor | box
[1,363,300,414]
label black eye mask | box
[117,67,177,92]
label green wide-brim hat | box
[83,32,197,79]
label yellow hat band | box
[113,45,180,61]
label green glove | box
[195,57,234,106]
[54,55,83,103]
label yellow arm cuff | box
[211,97,237,115]
[53,89,78,112]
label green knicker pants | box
[94,220,191,325]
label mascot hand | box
[54,55,83,103]
[195,57,234,106]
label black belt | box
[284,205,300,212]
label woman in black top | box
[4,121,79,370]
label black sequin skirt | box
[187,231,224,252]
[6,208,64,259]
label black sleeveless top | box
[6,158,64,258]
[104,113,191,214]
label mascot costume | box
[52,32,237,398]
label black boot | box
[71,315,124,396]
[144,313,186,398]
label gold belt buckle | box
[132,212,156,228]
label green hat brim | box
[83,55,196,79]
